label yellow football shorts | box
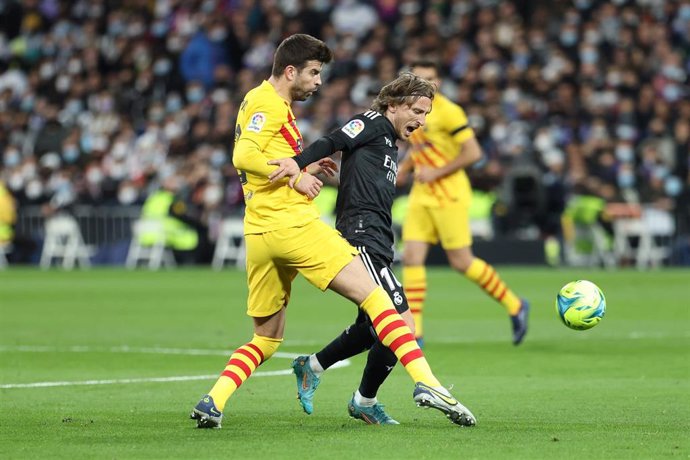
[402,200,472,250]
[244,218,358,317]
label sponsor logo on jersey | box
[341,119,365,138]
[246,112,266,133]
[384,137,392,147]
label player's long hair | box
[271,34,333,77]
[371,72,435,113]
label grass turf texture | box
[0,267,688,459]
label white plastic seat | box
[470,218,494,241]
[0,242,10,269]
[565,222,616,268]
[39,215,92,269]
[613,208,675,269]
[212,218,246,270]
[125,219,176,270]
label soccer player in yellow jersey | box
[190,35,476,429]
[401,60,530,346]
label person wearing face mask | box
[179,19,231,89]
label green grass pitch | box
[1,267,688,459]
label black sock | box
[358,341,398,399]
[315,321,375,370]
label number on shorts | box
[379,267,402,291]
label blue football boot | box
[190,394,223,429]
[511,299,530,345]
[292,355,320,415]
[348,395,399,425]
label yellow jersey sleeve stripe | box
[450,124,469,136]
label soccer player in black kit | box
[268,72,476,426]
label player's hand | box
[415,165,443,184]
[291,172,323,199]
[267,157,300,182]
[306,158,339,177]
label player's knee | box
[402,251,420,266]
[450,258,470,273]
[448,250,473,272]
[329,256,378,304]
[251,334,283,361]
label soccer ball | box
[555,280,606,330]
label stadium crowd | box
[0,0,688,259]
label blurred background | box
[0,0,688,270]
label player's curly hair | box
[371,72,435,114]
[272,34,333,77]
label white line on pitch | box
[0,345,351,390]
[0,371,291,389]
[0,345,299,359]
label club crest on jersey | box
[342,119,365,138]
[247,112,266,133]
[393,291,403,305]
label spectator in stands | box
[0,0,687,264]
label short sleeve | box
[443,103,475,144]
[238,102,286,152]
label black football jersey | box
[329,110,400,262]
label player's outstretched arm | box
[267,157,338,183]
[306,157,338,177]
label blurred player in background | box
[190,35,475,429]
[400,61,529,346]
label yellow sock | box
[465,258,521,315]
[403,265,427,339]
[360,286,440,387]
[208,334,282,411]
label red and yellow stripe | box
[466,258,521,315]
[220,342,265,388]
[359,286,439,387]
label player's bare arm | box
[292,171,323,199]
[267,157,338,183]
[415,137,483,184]
[306,157,338,177]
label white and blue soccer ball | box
[555,280,606,331]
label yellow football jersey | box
[233,81,319,234]
[407,93,474,207]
